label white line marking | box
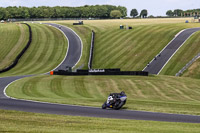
[3,78,23,98]
[45,24,70,72]
[142,29,186,71]
[3,23,83,103]
[51,23,83,69]
[157,32,196,75]
[4,78,99,109]
[88,31,94,69]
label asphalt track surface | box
[0,24,200,123]
[45,23,82,71]
[143,28,200,75]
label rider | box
[109,91,126,98]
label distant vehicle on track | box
[102,91,127,110]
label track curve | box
[143,28,200,74]
[0,24,200,123]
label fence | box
[53,69,149,76]
[0,23,32,73]
[175,53,200,76]
[88,30,95,69]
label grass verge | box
[0,109,200,133]
[182,58,200,78]
[0,23,68,77]
[0,23,28,70]
[6,75,200,115]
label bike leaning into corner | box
[102,91,127,110]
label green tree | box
[117,6,127,17]
[174,9,183,16]
[166,10,174,17]
[0,8,6,19]
[110,10,122,18]
[140,9,148,18]
[130,9,138,18]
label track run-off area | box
[0,23,200,123]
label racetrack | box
[0,24,200,123]
[143,28,200,74]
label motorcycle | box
[102,91,127,110]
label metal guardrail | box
[175,53,200,76]
[88,30,95,69]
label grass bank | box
[0,23,29,70]
[160,31,200,76]
[0,109,200,133]
[0,23,68,77]
[48,18,200,73]
[6,75,200,115]
[182,58,200,78]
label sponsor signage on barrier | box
[89,69,105,73]
[53,68,148,76]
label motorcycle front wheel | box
[102,102,107,109]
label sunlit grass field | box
[0,23,68,77]
[182,58,200,78]
[6,75,200,115]
[0,23,29,70]
[2,18,200,132]
[1,109,200,133]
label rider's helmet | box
[120,91,125,96]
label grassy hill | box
[2,18,200,115]
[2,18,200,132]
[0,23,68,77]
[0,23,29,70]
[182,58,200,78]
[53,18,200,73]
[6,75,200,115]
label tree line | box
[166,9,200,17]
[0,5,127,20]
[166,9,183,17]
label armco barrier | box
[52,69,148,76]
[88,30,95,69]
[0,23,32,73]
[176,53,200,76]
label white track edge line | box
[142,29,186,71]
[53,23,83,69]
[44,24,70,73]
[3,77,99,109]
[2,24,200,118]
[88,31,94,69]
[3,22,84,105]
[3,78,23,98]
[157,32,197,75]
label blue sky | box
[0,0,199,16]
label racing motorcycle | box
[102,91,127,110]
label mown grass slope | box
[51,18,200,72]
[160,31,200,76]
[0,23,68,77]
[0,23,29,70]
[182,58,200,78]
[1,109,200,133]
[6,75,200,115]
